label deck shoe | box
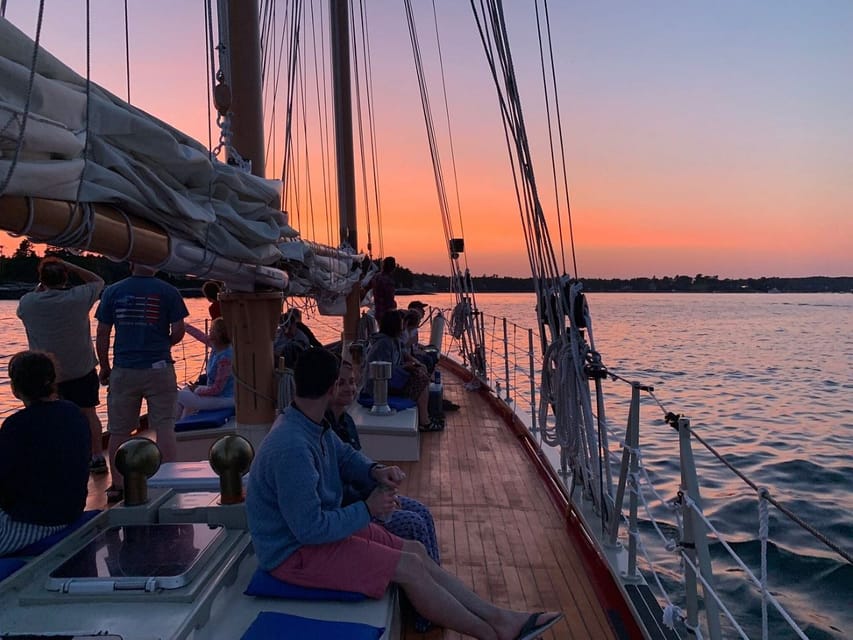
[89,456,108,474]
[442,399,460,412]
[418,417,445,432]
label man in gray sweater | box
[246,348,562,640]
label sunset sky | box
[3,1,851,279]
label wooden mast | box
[217,0,281,447]
[330,0,360,346]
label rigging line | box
[67,0,92,232]
[263,0,290,177]
[123,0,131,103]
[468,1,541,287]
[204,0,215,166]
[294,20,321,245]
[259,0,275,83]
[403,0,454,246]
[358,0,382,259]
[349,2,374,255]
[0,0,45,197]
[543,0,579,278]
[317,1,338,254]
[533,0,566,275]
[489,0,562,282]
[279,0,301,201]
[430,0,470,271]
[308,0,332,246]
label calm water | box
[1,292,850,637]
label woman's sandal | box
[106,485,124,504]
[418,418,445,432]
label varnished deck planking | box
[82,367,616,639]
[394,368,616,639]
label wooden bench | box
[349,404,420,462]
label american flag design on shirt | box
[115,294,163,326]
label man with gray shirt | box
[17,257,107,473]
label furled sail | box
[0,17,361,304]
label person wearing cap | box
[274,309,311,365]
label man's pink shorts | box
[271,523,404,599]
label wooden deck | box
[83,366,617,639]
[394,368,615,639]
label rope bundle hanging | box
[470,0,613,511]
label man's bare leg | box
[395,541,561,640]
[81,407,104,458]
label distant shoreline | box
[0,284,849,301]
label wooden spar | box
[217,0,279,437]
[224,0,265,178]
[330,0,360,345]
[0,195,170,264]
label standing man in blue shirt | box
[95,264,188,501]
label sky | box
[2,1,851,279]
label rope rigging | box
[403,0,487,379]
[469,0,613,520]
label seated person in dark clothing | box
[329,361,440,562]
[365,310,439,431]
[246,348,562,639]
[328,359,440,632]
[0,351,90,556]
[273,309,311,365]
[288,308,324,349]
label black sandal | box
[418,418,445,432]
[106,485,124,504]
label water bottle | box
[428,369,443,419]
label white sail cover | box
[0,18,293,264]
[0,18,362,303]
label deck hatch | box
[45,523,225,593]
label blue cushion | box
[175,406,236,432]
[0,558,26,581]
[241,611,383,640]
[357,391,417,411]
[244,568,366,602]
[8,509,101,557]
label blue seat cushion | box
[241,611,383,640]
[0,558,26,582]
[357,391,416,411]
[175,406,236,432]
[7,509,101,558]
[244,568,366,602]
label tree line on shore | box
[0,240,849,295]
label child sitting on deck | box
[0,351,90,556]
[245,347,562,640]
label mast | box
[223,0,265,177]
[217,0,281,445]
[330,0,360,345]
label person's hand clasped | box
[366,484,400,521]
[371,464,406,489]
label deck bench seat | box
[174,407,237,461]
[349,403,419,462]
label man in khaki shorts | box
[95,264,188,502]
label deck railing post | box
[606,383,641,558]
[678,417,722,640]
[528,328,537,438]
[502,317,511,401]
